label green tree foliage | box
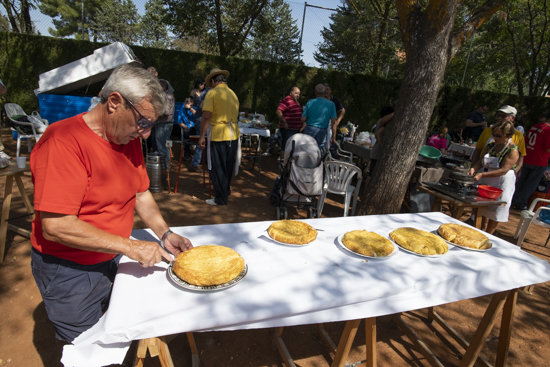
[89,0,140,44]
[314,0,404,77]
[163,0,269,57]
[503,0,550,97]
[445,0,550,97]
[140,0,170,49]
[1,0,34,33]
[38,0,106,40]
[243,0,301,63]
[0,14,10,31]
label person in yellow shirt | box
[470,105,526,175]
[198,68,240,206]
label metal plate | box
[168,263,248,291]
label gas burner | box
[426,181,479,203]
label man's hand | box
[164,233,193,256]
[126,240,173,267]
[198,136,206,149]
[282,120,289,129]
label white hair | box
[101,65,168,115]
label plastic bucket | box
[145,153,166,193]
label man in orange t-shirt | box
[30,65,193,342]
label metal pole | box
[461,33,475,86]
[81,0,84,40]
[298,2,307,64]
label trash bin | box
[145,153,166,193]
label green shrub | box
[1,32,548,132]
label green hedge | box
[1,32,548,133]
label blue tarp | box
[37,94,185,124]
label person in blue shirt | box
[301,84,337,153]
[178,96,196,159]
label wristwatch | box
[160,229,173,251]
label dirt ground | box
[0,127,549,367]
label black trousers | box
[209,140,238,205]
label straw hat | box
[205,68,230,87]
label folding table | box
[0,161,34,262]
[62,213,550,367]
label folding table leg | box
[271,327,296,367]
[495,289,518,367]
[365,317,377,367]
[331,319,361,367]
[0,175,14,262]
[133,337,175,367]
[458,290,509,367]
[474,207,484,229]
[186,332,201,367]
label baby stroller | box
[270,133,326,219]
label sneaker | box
[205,198,217,206]
[188,165,199,172]
[0,151,11,160]
[183,155,192,161]
[262,152,272,156]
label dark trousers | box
[209,140,238,205]
[513,164,547,208]
[31,248,121,342]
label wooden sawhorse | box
[133,332,200,367]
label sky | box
[16,0,342,68]
[288,0,342,67]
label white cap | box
[498,105,517,116]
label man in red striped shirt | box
[276,87,302,159]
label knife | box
[158,241,175,265]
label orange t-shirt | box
[30,113,149,265]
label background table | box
[418,185,506,228]
[0,161,34,262]
[343,141,371,167]
[62,213,550,367]
[448,143,476,159]
[239,126,270,182]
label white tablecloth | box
[239,126,270,138]
[62,213,550,366]
[448,143,476,159]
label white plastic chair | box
[513,198,550,247]
[317,161,363,217]
[332,141,354,164]
[4,103,48,157]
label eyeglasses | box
[492,133,503,139]
[496,113,509,119]
[120,94,158,129]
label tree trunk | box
[1,0,21,33]
[20,0,32,34]
[357,2,457,215]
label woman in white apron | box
[467,120,520,235]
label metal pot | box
[449,171,475,185]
